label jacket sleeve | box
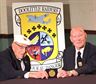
[0,52,27,80]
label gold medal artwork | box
[49,70,56,77]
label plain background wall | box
[69,0,96,30]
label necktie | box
[77,51,83,68]
[18,60,25,71]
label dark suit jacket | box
[0,46,31,81]
[63,42,96,75]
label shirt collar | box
[75,47,85,54]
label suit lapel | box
[82,43,89,63]
[23,56,30,71]
[66,46,75,70]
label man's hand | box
[67,70,78,76]
[57,69,68,78]
[29,71,48,79]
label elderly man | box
[0,35,48,81]
[57,26,96,78]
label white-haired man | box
[0,35,48,81]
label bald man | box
[57,26,96,78]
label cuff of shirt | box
[24,72,30,79]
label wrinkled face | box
[70,28,87,50]
[12,42,28,59]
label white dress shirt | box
[20,60,25,71]
[18,59,30,78]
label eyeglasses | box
[15,42,28,49]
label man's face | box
[70,28,87,50]
[12,42,28,59]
